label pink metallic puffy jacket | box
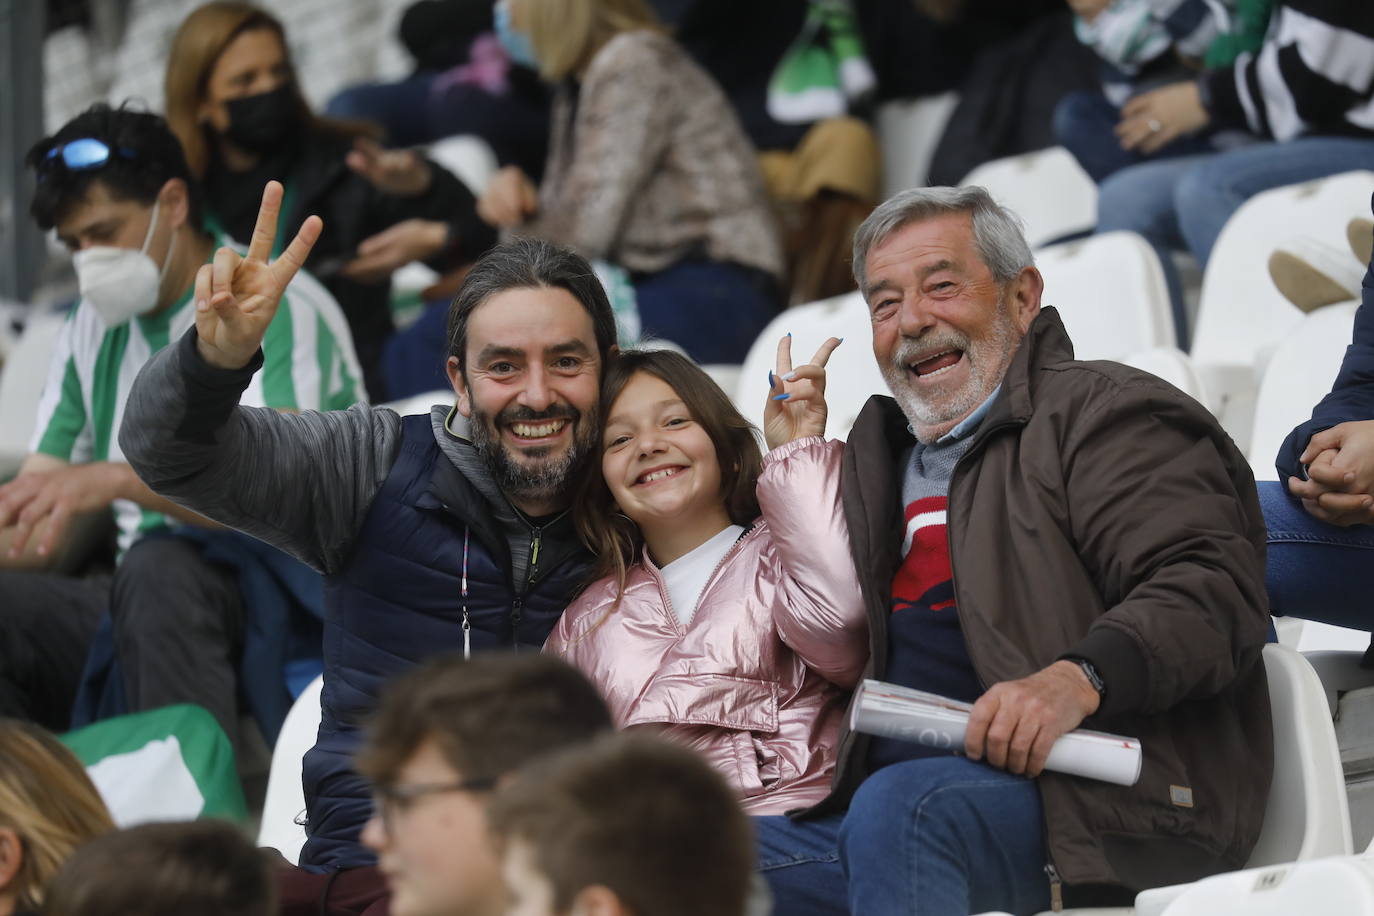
[545,436,868,815]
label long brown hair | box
[164,2,376,178]
[573,349,762,604]
[0,720,114,911]
[521,0,665,81]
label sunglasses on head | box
[39,139,136,179]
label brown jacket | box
[817,308,1273,897]
[521,30,784,279]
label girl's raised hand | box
[763,334,842,450]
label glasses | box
[371,777,498,833]
[39,139,136,179]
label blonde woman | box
[0,720,113,916]
[480,0,785,365]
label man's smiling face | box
[448,286,603,514]
[863,212,1040,442]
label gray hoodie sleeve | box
[119,329,404,575]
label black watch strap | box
[1069,657,1107,698]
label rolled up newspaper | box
[851,679,1143,786]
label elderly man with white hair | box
[754,186,1274,916]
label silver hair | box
[851,186,1034,293]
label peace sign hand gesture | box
[195,180,322,370]
[763,334,842,450]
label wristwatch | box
[1068,657,1107,699]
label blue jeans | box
[1096,136,1374,348]
[1054,90,1214,184]
[325,73,438,147]
[381,295,451,401]
[755,756,1051,916]
[634,260,781,365]
[1260,480,1374,630]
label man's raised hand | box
[195,180,321,370]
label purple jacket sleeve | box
[757,436,870,689]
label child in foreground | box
[41,819,272,916]
[488,732,753,916]
[545,338,867,812]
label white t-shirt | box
[660,524,745,626]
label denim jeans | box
[1054,90,1214,184]
[755,756,1051,916]
[634,259,781,365]
[1095,136,1374,347]
[1260,479,1374,630]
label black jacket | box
[1278,195,1374,478]
[205,129,496,398]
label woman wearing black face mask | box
[165,1,497,401]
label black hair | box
[27,102,206,231]
[445,237,619,373]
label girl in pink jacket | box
[546,338,868,814]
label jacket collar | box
[993,304,1074,427]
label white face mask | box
[72,200,177,327]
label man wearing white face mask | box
[0,104,365,741]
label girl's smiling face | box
[601,371,731,560]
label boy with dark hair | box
[488,733,755,916]
[356,652,614,916]
[0,103,363,743]
[28,104,208,232]
[43,819,275,916]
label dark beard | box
[467,403,597,505]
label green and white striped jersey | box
[30,238,367,554]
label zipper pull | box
[1045,863,1064,912]
[529,529,542,578]
[462,607,471,660]
[510,596,524,645]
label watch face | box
[1078,660,1105,695]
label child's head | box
[41,819,272,916]
[0,719,113,914]
[575,348,762,579]
[487,733,754,916]
[356,653,614,916]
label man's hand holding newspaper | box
[965,660,1101,777]
[851,676,1141,786]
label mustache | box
[891,330,971,367]
[495,404,580,425]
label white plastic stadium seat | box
[1154,854,1374,916]
[427,134,500,198]
[1036,232,1175,361]
[1191,170,1374,448]
[257,674,324,864]
[380,390,453,418]
[983,644,1354,916]
[961,148,1098,249]
[0,309,68,478]
[1246,302,1356,481]
[876,92,960,198]
[733,291,888,441]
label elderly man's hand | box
[965,660,1101,777]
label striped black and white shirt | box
[1202,0,1374,140]
[31,235,366,553]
